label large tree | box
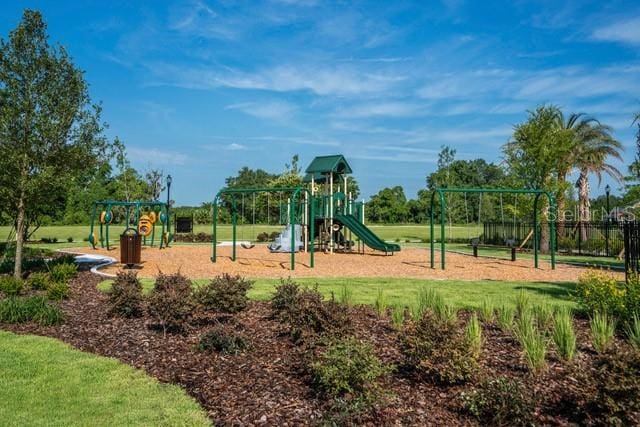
[503,105,569,251]
[0,10,114,278]
[572,121,622,239]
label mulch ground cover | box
[1,272,618,426]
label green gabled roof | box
[305,155,352,175]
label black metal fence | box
[623,221,640,279]
[482,221,624,257]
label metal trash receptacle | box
[120,228,142,268]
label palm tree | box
[554,112,606,224]
[573,122,623,241]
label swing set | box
[429,188,557,270]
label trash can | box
[120,228,142,268]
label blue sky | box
[2,1,639,205]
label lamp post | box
[605,184,611,257]
[166,174,172,240]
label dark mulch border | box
[0,272,622,425]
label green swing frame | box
[210,187,315,270]
[429,188,557,270]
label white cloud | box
[592,17,640,45]
[336,102,424,118]
[128,147,188,166]
[225,143,246,150]
[225,101,296,120]
[149,62,403,96]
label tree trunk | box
[556,171,567,235]
[540,204,550,253]
[577,170,590,242]
[14,193,26,279]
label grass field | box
[98,276,576,311]
[0,331,210,427]
[0,224,481,246]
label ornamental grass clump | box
[465,312,483,358]
[391,304,405,330]
[497,303,515,332]
[516,308,547,373]
[552,307,577,361]
[374,288,387,317]
[590,312,616,353]
[478,298,495,324]
[626,313,640,350]
[338,283,354,307]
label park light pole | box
[605,184,611,257]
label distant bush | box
[401,310,478,385]
[463,376,535,427]
[40,237,58,244]
[67,237,74,243]
[268,231,279,241]
[108,271,144,317]
[193,274,252,314]
[0,276,24,297]
[198,324,248,354]
[256,232,270,242]
[147,273,194,334]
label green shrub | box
[552,307,577,361]
[572,349,640,426]
[590,312,616,353]
[0,275,24,297]
[310,337,389,398]
[401,310,478,385]
[0,296,63,325]
[462,376,535,427]
[374,288,387,317]
[497,303,515,331]
[108,271,144,317]
[28,272,50,291]
[576,270,625,318]
[46,281,70,300]
[280,286,349,341]
[147,273,194,335]
[417,287,441,317]
[478,298,495,323]
[626,313,640,350]
[32,303,64,326]
[193,274,252,314]
[465,313,482,358]
[271,277,300,314]
[49,263,77,283]
[198,325,248,354]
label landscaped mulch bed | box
[1,272,623,426]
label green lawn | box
[98,277,576,310]
[0,331,210,427]
[446,243,624,269]
[0,224,480,251]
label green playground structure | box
[88,200,172,250]
[211,154,400,270]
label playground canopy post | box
[429,188,556,270]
